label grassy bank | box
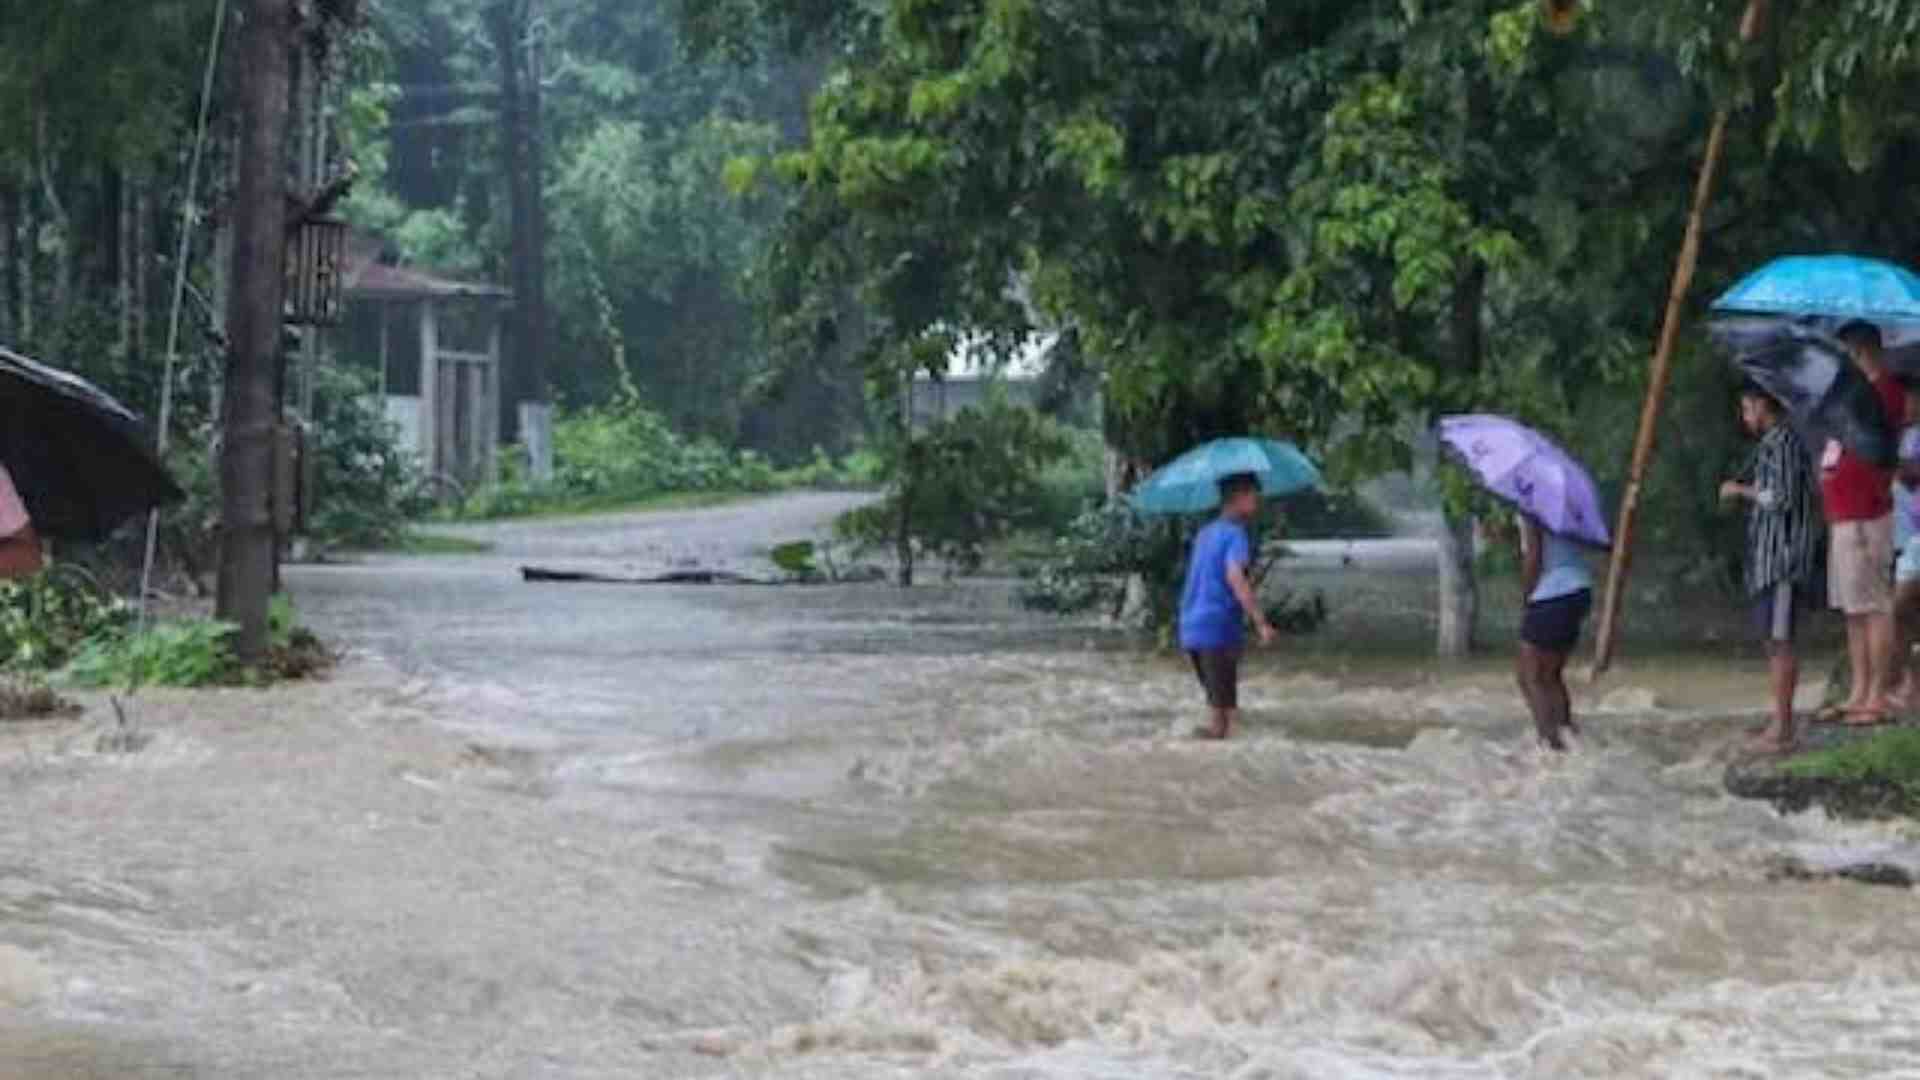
[1726,727,1920,821]
[1782,729,1920,790]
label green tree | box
[706,0,1920,652]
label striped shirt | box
[1742,423,1819,596]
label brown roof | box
[341,230,511,302]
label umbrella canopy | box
[1130,437,1322,516]
[1712,255,1920,322]
[1437,415,1611,549]
[0,347,184,542]
[1709,318,1897,468]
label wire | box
[139,0,230,625]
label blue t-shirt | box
[1529,530,1594,604]
[1178,519,1253,650]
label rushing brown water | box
[6,498,1916,1077]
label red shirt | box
[1821,372,1907,523]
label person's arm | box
[1725,441,1783,509]
[1225,559,1275,645]
[0,523,43,579]
[1519,516,1543,598]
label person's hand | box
[1719,480,1747,503]
[1256,620,1277,646]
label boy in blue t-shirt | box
[1177,473,1276,739]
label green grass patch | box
[389,531,496,556]
[1781,728,1920,784]
[443,488,759,523]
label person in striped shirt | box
[1721,383,1818,753]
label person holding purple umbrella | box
[1438,414,1611,752]
[1515,514,1594,751]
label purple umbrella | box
[1437,414,1612,549]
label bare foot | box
[1745,730,1798,755]
[1191,725,1229,741]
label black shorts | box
[1188,648,1242,710]
[1751,581,1805,646]
[1520,589,1592,654]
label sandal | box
[1843,707,1891,727]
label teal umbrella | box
[1712,254,1920,322]
[1130,438,1322,515]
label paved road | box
[286,491,1075,746]
[289,494,1442,747]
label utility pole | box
[488,0,548,443]
[1590,0,1769,676]
[217,0,294,664]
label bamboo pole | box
[1591,0,1768,676]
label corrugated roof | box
[341,230,511,302]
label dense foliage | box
[684,0,1920,647]
[836,398,1074,575]
[456,393,805,518]
[0,569,135,671]
[347,0,863,458]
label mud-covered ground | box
[3,495,1918,1079]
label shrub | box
[455,394,793,519]
[305,365,432,549]
[62,619,239,689]
[0,569,135,671]
[836,400,1074,575]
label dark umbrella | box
[1709,318,1897,468]
[0,347,184,542]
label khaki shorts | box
[1830,514,1895,615]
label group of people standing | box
[1172,320,1918,755]
[1724,321,1911,752]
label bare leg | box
[1844,614,1872,712]
[1539,647,1574,748]
[1866,611,1897,713]
[1750,644,1798,752]
[1195,707,1233,740]
[1518,643,1565,750]
[1895,581,1920,706]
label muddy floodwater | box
[4,494,1920,1078]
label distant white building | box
[910,331,1058,427]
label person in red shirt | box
[1824,321,1906,724]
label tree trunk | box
[216,0,293,665]
[896,369,914,587]
[17,171,33,344]
[133,180,151,375]
[34,111,70,327]
[117,168,135,364]
[1435,509,1478,659]
[488,0,547,441]
[0,180,15,343]
[1434,258,1489,658]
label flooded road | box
[5,493,1920,1076]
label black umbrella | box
[1709,318,1898,468]
[0,347,184,543]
